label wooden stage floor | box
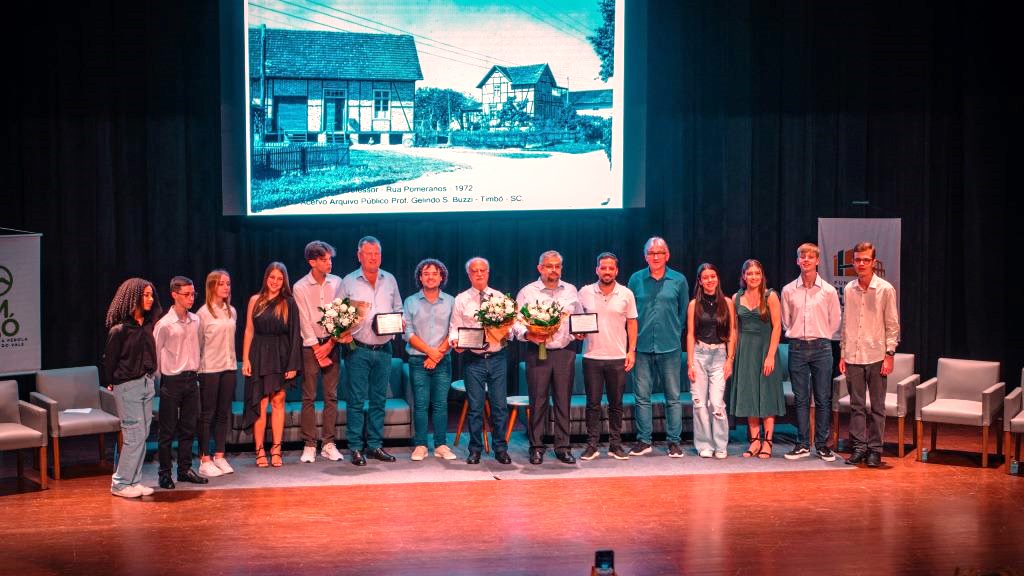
[2,427,1022,575]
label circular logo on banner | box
[0,265,12,297]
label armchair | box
[0,380,48,489]
[31,366,122,479]
[832,353,919,457]
[916,358,1003,467]
[1003,368,1023,475]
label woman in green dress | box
[729,259,784,458]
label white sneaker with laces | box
[698,449,714,458]
[213,457,234,474]
[112,485,143,498]
[714,450,728,459]
[411,445,428,461]
[301,445,317,463]
[199,460,224,477]
[137,484,155,496]
[434,445,457,460]
[321,442,344,461]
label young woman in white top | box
[197,270,238,476]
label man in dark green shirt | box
[626,237,690,457]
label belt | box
[317,336,333,345]
[162,371,198,380]
[470,347,506,360]
[354,340,390,351]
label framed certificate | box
[569,313,599,334]
[456,327,487,350]
[373,312,404,336]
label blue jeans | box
[691,343,729,452]
[409,354,451,448]
[633,350,683,444]
[788,338,833,449]
[463,350,508,453]
[345,347,391,452]
[111,375,154,492]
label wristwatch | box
[885,350,895,357]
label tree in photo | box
[588,0,615,81]
[415,87,478,131]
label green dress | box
[729,289,785,417]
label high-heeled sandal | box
[758,437,773,459]
[743,435,762,458]
[255,446,268,468]
[270,443,283,467]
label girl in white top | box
[196,270,238,477]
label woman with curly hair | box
[241,262,301,467]
[103,277,162,498]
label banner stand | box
[0,227,42,376]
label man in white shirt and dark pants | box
[578,252,638,461]
[840,242,900,468]
[153,276,208,489]
[293,240,344,463]
[516,250,581,465]
[781,243,842,462]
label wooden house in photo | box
[475,64,567,123]
[568,89,613,119]
[249,26,423,145]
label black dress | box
[243,296,302,428]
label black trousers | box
[158,373,200,475]
[525,346,575,450]
[583,357,626,448]
[199,370,234,456]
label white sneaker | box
[301,445,317,463]
[698,449,714,458]
[213,457,234,474]
[714,450,728,459]
[199,460,224,477]
[434,445,457,460]
[112,485,143,498]
[137,484,155,496]
[411,445,428,461]
[321,442,344,461]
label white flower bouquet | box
[318,297,364,352]
[474,292,517,347]
[520,299,566,360]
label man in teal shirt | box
[626,236,689,457]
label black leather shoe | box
[845,450,869,465]
[494,450,512,465]
[367,447,396,462]
[158,474,175,490]
[865,451,882,468]
[555,450,576,465]
[466,450,481,464]
[178,468,209,484]
[529,447,544,465]
[351,450,367,466]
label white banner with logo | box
[818,218,901,339]
[0,229,42,376]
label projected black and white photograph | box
[245,0,623,215]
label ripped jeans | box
[691,342,729,453]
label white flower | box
[333,298,343,306]
[325,309,338,318]
[339,303,349,313]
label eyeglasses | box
[852,258,874,264]
[646,251,667,257]
[175,291,196,298]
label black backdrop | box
[6,1,1019,385]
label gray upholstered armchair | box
[0,380,48,489]
[31,366,122,479]
[832,353,919,457]
[1003,368,1023,475]
[916,358,1003,467]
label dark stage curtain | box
[5,1,1018,386]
